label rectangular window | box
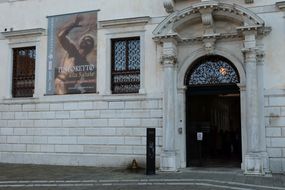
[111,37,140,94]
[12,47,36,97]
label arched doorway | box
[185,55,242,167]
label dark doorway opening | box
[186,85,242,167]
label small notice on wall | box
[197,132,203,141]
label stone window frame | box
[99,17,149,96]
[104,31,146,95]
[2,28,45,99]
[12,46,36,98]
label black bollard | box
[146,128,155,175]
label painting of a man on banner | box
[47,11,97,95]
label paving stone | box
[0,164,283,190]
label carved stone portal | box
[154,1,271,175]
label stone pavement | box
[0,164,284,190]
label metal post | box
[146,128,156,175]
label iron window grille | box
[111,37,140,94]
[185,55,240,86]
[12,47,36,98]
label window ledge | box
[2,97,39,104]
[99,17,150,28]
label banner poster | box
[46,11,97,95]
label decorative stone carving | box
[203,38,216,54]
[200,8,214,34]
[163,0,175,13]
[200,9,213,26]
[154,1,266,39]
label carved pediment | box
[154,1,267,43]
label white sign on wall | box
[197,132,203,141]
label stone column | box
[177,86,187,168]
[160,38,177,171]
[256,50,270,174]
[237,84,247,170]
[243,31,264,175]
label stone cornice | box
[192,1,219,10]
[0,0,26,3]
[153,32,242,44]
[1,28,46,38]
[99,16,150,28]
[258,26,272,36]
[155,32,243,45]
[153,33,182,43]
[236,25,262,32]
[237,25,272,37]
[276,1,285,9]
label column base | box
[260,151,271,175]
[244,153,265,175]
[160,150,177,172]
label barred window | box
[12,47,36,97]
[111,37,140,94]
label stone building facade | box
[0,0,284,175]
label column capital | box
[161,54,177,66]
[242,47,265,64]
[241,47,258,54]
[242,47,257,61]
[161,38,178,66]
[237,83,246,91]
[177,86,187,94]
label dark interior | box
[186,85,242,167]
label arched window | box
[185,55,240,86]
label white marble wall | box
[264,90,285,173]
[0,96,163,166]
